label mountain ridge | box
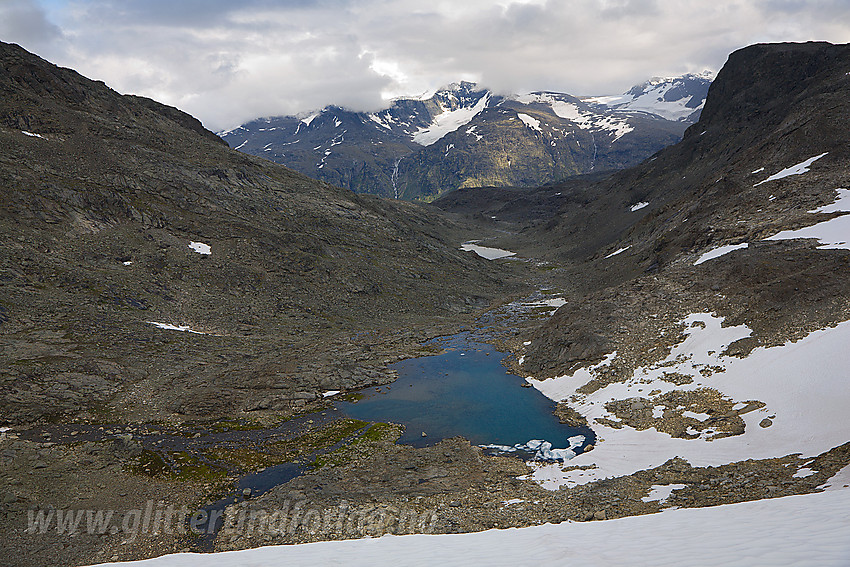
[221,75,711,200]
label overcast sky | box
[2,0,850,131]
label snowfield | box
[88,489,850,567]
[412,94,490,146]
[525,313,850,489]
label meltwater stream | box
[337,332,595,461]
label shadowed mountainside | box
[0,41,524,425]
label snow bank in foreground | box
[526,314,850,488]
[460,242,516,260]
[87,490,850,567]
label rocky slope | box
[470,42,850,378]
[434,40,850,514]
[221,77,709,200]
[0,41,524,427]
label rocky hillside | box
[438,42,850,378]
[221,77,709,200]
[430,40,850,537]
[0,41,522,426]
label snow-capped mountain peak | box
[219,73,712,199]
[412,91,491,146]
[583,71,714,122]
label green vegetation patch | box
[130,449,227,482]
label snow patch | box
[766,215,850,250]
[517,113,542,132]
[641,483,687,503]
[460,241,516,260]
[549,99,634,141]
[694,243,748,265]
[605,245,631,259]
[465,125,483,141]
[753,153,828,186]
[300,114,318,126]
[792,467,816,479]
[819,462,850,491]
[188,242,211,255]
[809,188,850,214]
[147,322,209,335]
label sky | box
[1,0,850,131]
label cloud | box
[0,0,63,51]
[10,0,850,130]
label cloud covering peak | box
[2,0,850,130]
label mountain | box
[439,43,850,377]
[0,42,518,427]
[435,40,850,514]
[220,76,711,200]
[582,72,713,121]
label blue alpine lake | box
[337,332,594,460]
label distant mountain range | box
[219,73,713,201]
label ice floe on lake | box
[482,435,585,462]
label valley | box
[1,39,850,567]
